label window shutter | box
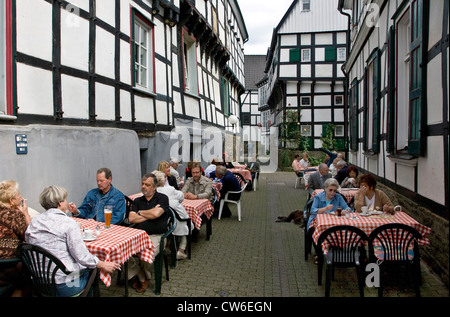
[289,48,300,62]
[363,69,368,151]
[371,50,381,154]
[325,47,336,61]
[386,26,396,153]
[350,79,359,151]
[408,0,426,156]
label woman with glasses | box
[307,178,350,229]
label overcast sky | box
[238,0,295,55]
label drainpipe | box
[338,2,351,161]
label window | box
[335,125,344,137]
[183,30,199,94]
[335,95,343,105]
[394,11,410,152]
[349,78,359,151]
[337,47,346,61]
[388,0,426,156]
[300,125,311,136]
[302,0,311,11]
[364,49,380,153]
[301,97,311,106]
[301,49,311,62]
[133,13,154,93]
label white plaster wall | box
[95,82,115,121]
[61,10,90,71]
[16,64,53,116]
[0,125,141,213]
[135,94,154,123]
[418,137,445,205]
[61,75,89,119]
[16,0,52,62]
[280,64,297,78]
[95,27,115,79]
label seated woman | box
[26,185,120,296]
[0,180,31,297]
[153,171,190,260]
[340,166,360,188]
[354,174,394,213]
[158,161,179,190]
[307,178,350,229]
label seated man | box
[69,167,125,225]
[182,162,213,203]
[292,153,316,178]
[214,165,241,218]
[127,173,170,293]
[334,160,348,184]
[246,156,261,190]
[307,163,332,196]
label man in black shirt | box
[128,173,169,293]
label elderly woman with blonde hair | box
[0,180,31,297]
[152,171,190,260]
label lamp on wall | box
[229,114,239,129]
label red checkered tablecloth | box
[75,218,155,287]
[311,211,431,248]
[311,188,358,203]
[182,199,214,230]
[228,168,252,182]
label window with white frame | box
[301,49,311,62]
[133,14,154,92]
[395,11,410,151]
[183,30,198,94]
[337,47,346,61]
[300,125,311,136]
[335,125,344,137]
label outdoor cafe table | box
[311,211,431,251]
[229,168,252,182]
[74,218,155,295]
[311,188,359,204]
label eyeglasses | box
[326,188,337,192]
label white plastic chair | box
[295,172,303,189]
[218,174,248,221]
[253,172,259,191]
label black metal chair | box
[316,225,369,297]
[0,257,21,297]
[303,198,314,261]
[368,223,423,297]
[17,243,99,297]
[154,207,177,295]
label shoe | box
[176,251,187,260]
[136,279,149,293]
[131,278,141,290]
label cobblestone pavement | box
[99,172,448,299]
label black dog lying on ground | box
[276,210,304,227]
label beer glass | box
[104,205,113,228]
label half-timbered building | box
[0,0,247,209]
[338,0,449,285]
